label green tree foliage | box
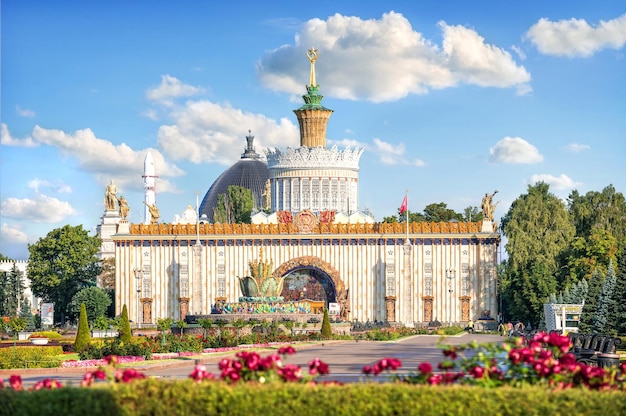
[592,261,616,333]
[500,182,575,326]
[27,225,101,324]
[0,264,25,316]
[578,268,604,333]
[0,253,13,261]
[568,185,626,254]
[563,228,618,285]
[214,185,254,224]
[8,316,27,347]
[119,304,132,343]
[321,308,332,339]
[74,303,91,352]
[463,206,484,222]
[18,298,34,330]
[612,249,626,335]
[69,286,112,325]
[422,203,464,222]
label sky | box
[1,1,625,261]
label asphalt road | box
[1,333,504,388]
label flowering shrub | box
[388,332,626,390]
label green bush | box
[2,381,626,415]
[74,303,91,352]
[0,346,63,369]
[28,331,63,340]
[78,337,152,360]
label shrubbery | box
[0,346,63,369]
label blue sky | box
[2,1,625,260]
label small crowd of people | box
[497,320,531,337]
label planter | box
[30,338,50,345]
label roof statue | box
[105,180,118,211]
[481,190,500,222]
[117,195,130,220]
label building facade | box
[110,50,500,326]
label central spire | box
[294,48,333,148]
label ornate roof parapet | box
[126,221,488,236]
[266,145,364,170]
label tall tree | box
[592,261,616,333]
[214,185,254,224]
[568,185,626,253]
[562,228,618,285]
[27,225,102,324]
[422,202,464,222]
[0,264,25,316]
[578,268,604,333]
[612,249,626,335]
[463,206,484,222]
[500,182,575,326]
[69,286,112,325]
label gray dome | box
[199,132,269,223]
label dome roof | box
[199,132,269,223]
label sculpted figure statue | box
[105,180,118,211]
[117,195,130,220]
[481,190,500,222]
[145,202,160,224]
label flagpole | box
[405,189,409,245]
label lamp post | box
[446,268,456,326]
[133,268,141,329]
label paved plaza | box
[1,333,504,388]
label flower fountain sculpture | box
[238,248,286,301]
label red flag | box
[399,195,408,214]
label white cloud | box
[373,138,404,165]
[530,173,582,191]
[328,138,366,148]
[411,158,426,167]
[27,178,72,194]
[565,143,590,153]
[157,100,299,165]
[0,223,28,244]
[489,137,543,164]
[258,12,530,102]
[30,126,184,193]
[146,75,204,105]
[1,123,39,147]
[16,105,35,117]
[511,45,526,60]
[1,194,77,223]
[525,14,626,57]
[142,109,159,121]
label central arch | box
[273,256,348,309]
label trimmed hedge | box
[0,346,63,369]
[1,380,626,415]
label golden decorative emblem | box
[294,209,318,233]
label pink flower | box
[189,364,214,382]
[418,362,433,375]
[443,347,458,360]
[114,369,146,383]
[278,364,303,382]
[103,355,118,366]
[308,358,330,375]
[32,378,62,390]
[9,375,22,391]
[469,365,485,379]
[278,346,296,355]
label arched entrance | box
[273,256,349,319]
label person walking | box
[467,320,474,334]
